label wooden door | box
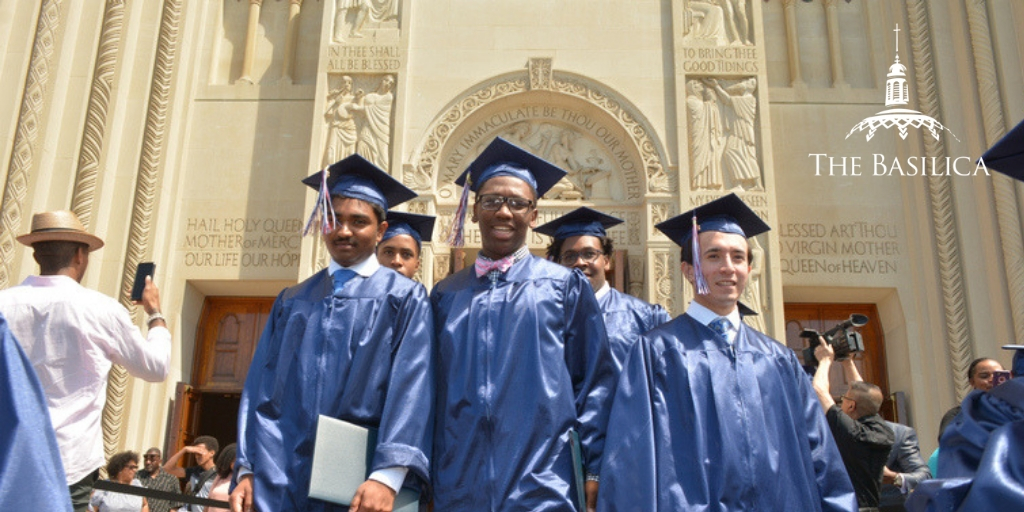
[784,303,893,420]
[192,297,273,392]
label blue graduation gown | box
[906,378,1024,512]
[0,312,73,511]
[598,287,670,372]
[236,268,434,511]
[598,314,857,512]
[431,255,614,511]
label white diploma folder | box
[309,415,420,511]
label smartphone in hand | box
[131,262,156,301]
[992,370,1012,388]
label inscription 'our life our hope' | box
[182,217,302,268]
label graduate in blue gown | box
[431,138,615,512]
[376,211,435,279]
[233,155,434,512]
[536,207,670,371]
[0,312,73,511]
[598,194,857,512]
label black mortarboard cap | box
[655,193,770,247]
[302,153,416,211]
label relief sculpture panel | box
[683,0,753,46]
[323,74,395,170]
[686,77,762,191]
[332,0,399,43]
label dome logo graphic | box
[846,24,959,143]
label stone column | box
[281,0,303,83]
[237,0,263,84]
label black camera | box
[801,314,869,369]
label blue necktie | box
[332,269,357,295]
[709,317,730,339]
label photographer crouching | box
[813,339,894,512]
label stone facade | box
[1,0,1022,458]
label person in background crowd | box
[164,436,218,512]
[814,342,894,511]
[537,207,671,371]
[90,451,148,512]
[376,211,435,279]
[205,444,235,512]
[0,210,171,512]
[598,194,856,512]
[137,448,180,512]
[879,421,931,512]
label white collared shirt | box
[594,282,611,301]
[327,252,381,278]
[0,275,171,484]
[685,301,741,345]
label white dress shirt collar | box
[328,253,380,278]
[594,282,612,300]
[686,301,741,343]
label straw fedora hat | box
[16,210,104,251]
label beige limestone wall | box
[2,0,1023,460]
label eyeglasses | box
[559,250,605,265]
[143,455,160,460]
[477,194,534,213]
[838,395,856,406]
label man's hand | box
[349,479,396,512]
[814,337,835,362]
[138,276,162,315]
[230,474,254,512]
[585,481,599,512]
[882,466,898,485]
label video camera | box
[801,314,869,370]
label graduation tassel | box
[303,168,336,237]
[692,214,710,295]
[445,175,472,247]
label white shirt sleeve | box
[368,466,408,493]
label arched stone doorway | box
[403,59,680,312]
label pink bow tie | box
[475,255,516,277]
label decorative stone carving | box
[529,57,553,90]
[323,75,358,165]
[434,253,451,285]
[72,0,126,229]
[625,211,641,246]
[650,203,672,230]
[683,0,753,46]
[106,0,184,463]
[412,69,669,195]
[653,250,676,313]
[409,78,528,190]
[907,0,973,401]
[628,255,644,298]
[406,201,428,214]
[350,74,395,171]
[688,77,762,191]
[0,0,67,290]
[332,0,399,43]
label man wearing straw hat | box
[0,210,171,512]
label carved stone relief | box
[405,201,429,214]
[686,77,762,191]
[322,74,395,170]
[683,0,753,46]
[332,0,399,43]
[412,70,669,196]
[433,253,450,285]
[529,57,553,90]
[653,250,676,313]
[628,255,644,298]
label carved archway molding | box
[405,60,673,197]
